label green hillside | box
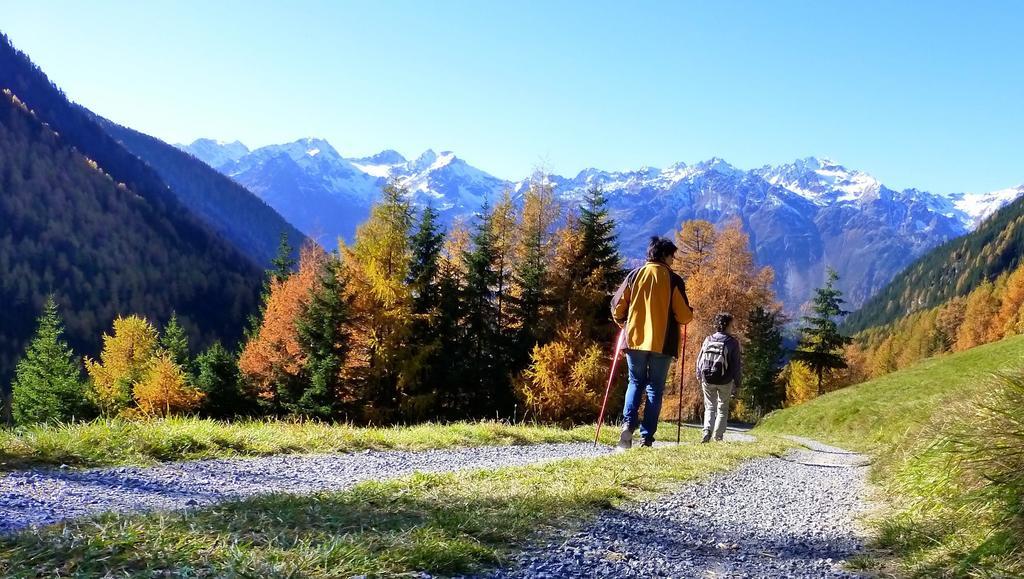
[846,196,1024,333]
[757,335,1024,576]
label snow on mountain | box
[950,185,1024,227]
[182,137,1023,310]
[177,138,249,169]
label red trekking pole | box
[676,324,689,445]
[594,328,627,447]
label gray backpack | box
[698,336,731,385]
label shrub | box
[519,323,606,424]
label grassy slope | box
[758,334,1024,457]
[0,419,624,471]
[0,431,789,577]
[756,334,1024,576]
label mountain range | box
[179,138,1024,310]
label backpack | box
[698,335,731,385]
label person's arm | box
[671,279,694,326]
[730,336,742,389]
[610,274,632,328]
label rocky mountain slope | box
[181,138,1022,310]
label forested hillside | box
[0,36,263,383]
[846,194,1024,332]
[97,118,304,266]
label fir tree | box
[160,312,192,379]
[271,232,296,283]
[578,186,624,292]
[194,342,247,418]
[402,206,446,419]
[294,255,350,419]
[792,268,853,396]
[462,205,507,415]
[11,297,93,424]
[407,206,445,317]
[740,306,786,419]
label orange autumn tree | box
[133,354,204,416]
[669,218,777,422]
[238,243,325,413]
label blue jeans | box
[622,349,672,441]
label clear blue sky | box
[3,0,1022,192]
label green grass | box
[0,431,790,577]
[0,418,626,471]
[755,334,1024,577]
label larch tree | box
[133,354,204,416]
[238,244,324,414]
[11,296,93,424]
[511,175,561,360]
[343,180,414,421]
[671,219,777,421]
[85,315,160,415]
[791,268,853,396]
[955,280,1000,351]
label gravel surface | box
[0,442,613,534]
[484,439,871,579]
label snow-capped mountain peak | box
[177,138,250,169]
[950,184,1024,226]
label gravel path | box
[485,437,871,578]
[0,442,612,534]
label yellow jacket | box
[611,262,693,356]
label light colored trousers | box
[701,380,734,440]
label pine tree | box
[11,296,93,424]
[407,206,445,318]
[511,177,560,359]
[740,306,786,419]
[792,268,853,396]
[194,342,248,418]
[160,312,192,379]
[294,255,350,419]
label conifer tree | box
[578,186,624,292]
[740,306,786,419]
[792,268,853,396]
[344,180,414,421]
[461,205,507,415]
[403,206,447,419]
[271,232,297,283]
[511,177,560,359]
[294,255,350,419]
[85,315,160,415]
[133,354,204,416]
[160,312,192,379]
[193,342,247,418]
[11,296,93,424]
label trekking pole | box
[676,323,689,445]
[594,328,626,447]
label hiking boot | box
[700,433,712,444]
[641,438,654,447]
[617,425,634,450]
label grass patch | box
[0,418,624,471]
[755,334,1024,576]
[0,430,789,577]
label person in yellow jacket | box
[610,236,694,448]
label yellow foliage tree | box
[519,322,606,424]
[781,360,819,406]
[996,266,1024,337]
[133,354,204,416]
[85,315,159,415]
[956,280,1000,351]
